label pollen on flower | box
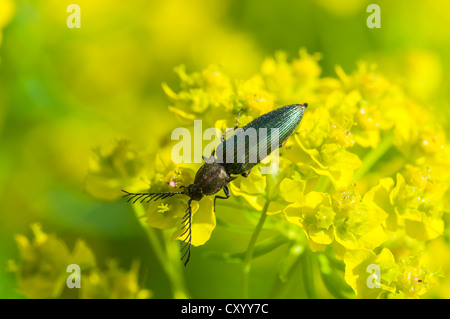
[157,203,170,213]
[168,180,177,188]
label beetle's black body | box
[184,162,236,201]
[122,103,308,265]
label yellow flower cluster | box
[9,224,151,299]
[83,48,449,298]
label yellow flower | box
[390,169,445,241]
[421,238,450,298]
[332,186,390,259]
[236,75,275,117]
[81,260,151,299]
[291,48,322,86]
[418,125,446,155]
[336,62,390,102]
[143,155,217,247]
[344,247,440,298]
[170,197,216,246]
[84,140,150,200]
[352,103,383,148]
[297,137,362,188]
[230,157,304,214]
[144,163,194,228]
[9,224,96,299]
[163,64,235,127]
[10,224,150,299]
[261,49,320,103]
[344,248,399,298]
[393,257,440,298]
[284,191,335,251]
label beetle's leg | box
[223,185,231,197]
[221,111,241,142]
[241,169,252,178]
[279,139,288,148]
[235,111,241,128]
[221,128,235,142]
[213,185,231,211]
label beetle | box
[122,103,308,265]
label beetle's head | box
[184,183,204,201]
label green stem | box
[241,200,270,299]
[301,249,318,299]
[162,230,191,298]
[268,243,305,298]
[131,203,189,299]
[204,235,289,263]
[317,253,354,299]
[353,134,394,181]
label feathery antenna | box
[122,189,192,266]
[121,189,183,203]
[180,199,192,266]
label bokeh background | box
[1,0,449,298]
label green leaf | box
[278,243,305,282]
[317,253,354,299]
[301,249,318,299]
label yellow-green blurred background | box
[1,0,450,298]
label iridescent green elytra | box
[216,103,307,174]
[122,103,308,266]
